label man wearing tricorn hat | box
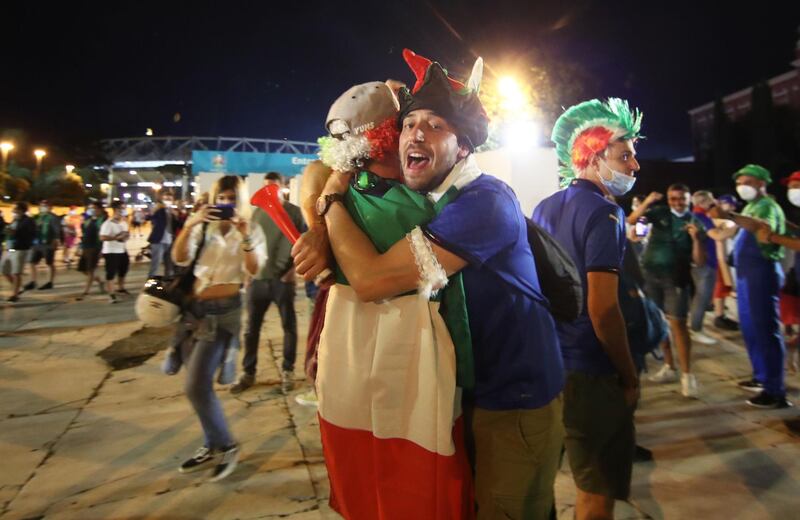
[296,78,475,519]
[294,49,565,520]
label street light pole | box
[1,141,14,173]
[34,149,46,178]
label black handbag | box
[149,223,208,311]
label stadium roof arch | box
[100,136,319,184]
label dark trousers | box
[242,278,297,374]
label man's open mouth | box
[406,151,430,170]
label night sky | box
[3,1,800,164]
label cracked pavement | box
[1,256,800,519]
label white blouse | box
[174,222,266,293]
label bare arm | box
[626,191,662,225]
[299,160,332,227]
[587,271,639,404]
[297,171,466,301]
[686,223,706,266]
[293,160,334,281]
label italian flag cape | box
[318,158,479,520]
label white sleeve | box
[99,220,112,237]
[406,226,448,299]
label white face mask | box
[736,185,758,201]
[39,206,49,214]
[671,208,689,218]
[788,189,800,207]
[120,209,128,217]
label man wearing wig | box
[533,98,642,520]
[294,50,564,520]
[296,76,474,519]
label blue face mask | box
[598,160,636,196]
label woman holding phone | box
[171,175,265,481]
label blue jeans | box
[148,242,173,278]
[689,265,716,331]
[184,296,241,449]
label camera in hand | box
[213,204,235,220]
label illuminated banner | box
[191,150,317,176]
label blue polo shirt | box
[532,179,626,375]
[424,174,564,410]
[692,209,718,269]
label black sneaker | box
[747,391,794,409]
[738,378,764,393]
[179,446,218,473]
[714,316,739,331]
[23,281,36,291]
[116,289,131,295]
[37,282,53,290]
[209,444,239,482]
[109,294,118,304]
[7,295,19,302]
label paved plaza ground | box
[1,247,799,519]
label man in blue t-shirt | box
[294,54,565,519]
[533,98,642,520]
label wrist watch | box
[316,193,345,217]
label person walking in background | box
[2,202,36,302]
[147,190,177,278]
[26,200,61,291]
[76,201,106,300]
[710,194,741,331]
[99,201,131,303]
[62,206,81,268]
[132,207,145,237]
[230,172,303,395]
[688,190,739,343]
[628,185,707,398]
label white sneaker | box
[649,364,679,383]
[681,373,699,398]
[295,390,319,407]
[690,330,717,345]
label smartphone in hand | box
[213,205,235,220]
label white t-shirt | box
[100,219,129,254]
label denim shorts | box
[644,274,690,319]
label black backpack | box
[526,218,583,322]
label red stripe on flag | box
[319,415,475,520]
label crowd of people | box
[4,48,800,519]
[0,195,189,302]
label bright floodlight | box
[129,170,138,175]
[137,193,146,201]
[504,120,540,152]
[498,76,525,111]
[0,142,14,152]
[34,149,47,159]
[65,164,75,174]
[145,128,154,136]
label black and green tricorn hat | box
[397,48,489,151]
